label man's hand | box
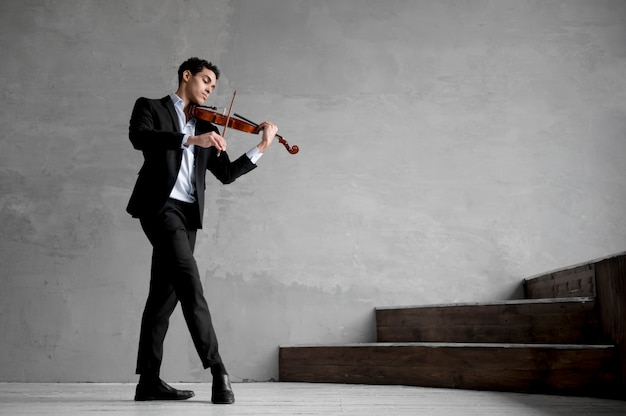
[256,122,278,153]
[188,131,227,152]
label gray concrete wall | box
[1,0,625,382]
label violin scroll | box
[278,138,299,154]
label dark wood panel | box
[376,298,604,344]
[595,254,626,397]
[280,343,620,398]
[524,264,595,299]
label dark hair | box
[177,57,220,85]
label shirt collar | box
[170,93,184,110]
[169,93,196,129]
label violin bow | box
[221,90,237,138]
[214,90,236,157]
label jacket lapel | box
[161,95,182,133]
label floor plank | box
[1,382,625,416]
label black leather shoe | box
[134,378,195,401]
[211,374,235,404]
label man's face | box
[184,68,216,105]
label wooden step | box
[522,251,625,300]
[523,252,626,397]
[376,297,607,344]
[279,342,620,398]
[524,263,596,299]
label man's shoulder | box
[132,96,175,121]
[134,96,171,107]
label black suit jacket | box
[126,96,257,228]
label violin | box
[187,101,299,155]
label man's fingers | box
[216,137,226,151]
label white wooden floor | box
[1,382,625,416]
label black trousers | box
[136,198,222,376]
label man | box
[127,57,277,404]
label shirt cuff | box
[181,134,190,148]
[246,147,263,164]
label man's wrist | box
[256,142,269,153]
[184,135,195,147]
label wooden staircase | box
[279,252,626,399]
